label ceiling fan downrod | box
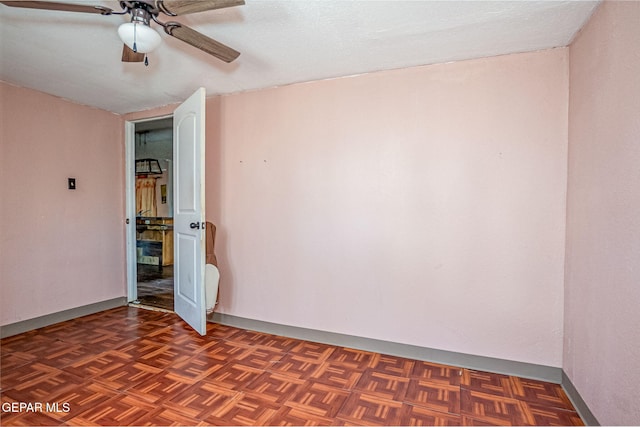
[130,5,152,52]
[129,4,154,26]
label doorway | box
[132,117,174,311]
[125,88,208,334]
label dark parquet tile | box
[405,379,460,414]
[368,353,415,377]
[93,362,163,392]
[36,322,91,344]
[234,346,286,370]
[413,360,463,386]
[510,376,575,410]
[461,369,514,396]
[126,371,194,404]
[254,334,299,353]
[399,404,462,426]
[61,349,131,380]
[111,338,168,362]
[460,388,536,426]
[201,339,252,362]
[161,380,241,420]
[164,352,228,384]
[266,406,343,426]
[269,353,324,380]
[207,361,264,390]
[336,391,404,425]
[11,339,57,361]
[308,360,363,389]
[529,403,586,426]
[1,362,60,392]
[162,333,218,355]
[2,369,86,403]
[0,409,62,426]
[35,342,99,369]
[131,344,193,370]
[461,415,507,426]
[206,391,281,426]
[0,306,585,426]
[239,371,305,404]
[49,382,120,422]
[65,394,157,425]
[228,329,273,347]
[1,333,58,355]
[136,406,201,427]
[204,322,243,340]
[353,369,411,401]
[283,381,350,418]
[288,341,335,361]
[74,329,134,353]
[327,347,378,370]
[0,352,37,373]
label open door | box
[173,88,206,335]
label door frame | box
[124,114,173,303]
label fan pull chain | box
[133,22,138,53]
[144,56,149,66]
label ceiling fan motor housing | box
[120,1,159,16]
[130,6,152,25]
[120,1,159,22]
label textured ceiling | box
[0,0,600,114]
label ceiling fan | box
[0,0,244,65]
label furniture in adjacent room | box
[136,217,173,267]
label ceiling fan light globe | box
[118,23,161,53]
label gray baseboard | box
[210,312,562,383]
[0,297,127,338]
[562,370,600,426]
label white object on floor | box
[205,264,220,314]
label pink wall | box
[0,48,572,374]
[565,1,640,425]
[0,82,126,325]
[214,49,569,367]
[2,48,570,370]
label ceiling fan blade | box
[122,44,145,63]
[165,23,240,63]
[157,0,244,16]
[0,1,113,14]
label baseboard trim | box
[210,312,562,383]
[0,297,127,338]
[562,370,600,426]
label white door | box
[173,88,206,335]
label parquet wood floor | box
[0,307,584,426]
